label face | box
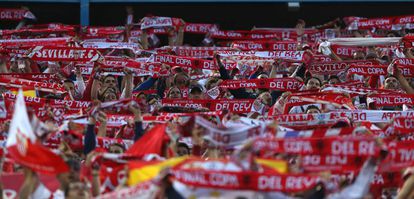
[177,145,190,156]
[328,78,340,85]
[168,87,182,99]
[206,79,220,90]
[288,66,297,75]
[103,76,117,89]
[137,93,147,106]
[58,163,80,189]
[188,90,204,99]
[175,74,189,87]
[104,92,117,102]
[66,182,90,199]
[384,77,400,90]
[306,78,321,90]
[109,145,124,154]
[353,51,365,60]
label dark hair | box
[110,143,126,152]
[63,79,74,84]
[304,182,326,199]
[167,86,182,97]
[328,75,339,81]
[103,74,116,82]
[385,74,397,80]
[305,105,321,113]
[173,72,189,86]
[177,142,190,150]
[146,94,160,102]
[331,120,350,128]
[304,76,321,85]
[64,154,81,172]
[205,77,219,90]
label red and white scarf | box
[0,8,35,21]
[161,99,255,113]
[253,136,380,156]
[308,60,379,75]
[28,46,101,62]
[232,41,298,51]
[0,37,71,47]
[140,17,184,30]
[220,78,303,91]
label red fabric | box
[172,169,320,192]
[368,93,414,107]
[220,77,303,91]
[8,141,69,175]
[253,136,380,157]
[161,99,255,113]
[308,60,378,75]
[232,40,298,51]
[126,123,169,157]
[28,46,101,62]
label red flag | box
[126,123,169,157]
[6,90,69,175]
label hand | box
[85,151,101,169]
[126,6,134,15]
[75,66,82,77]
[96,111,107,125]
[192,124,204,146]
[128,102,142,119]
[123,67,133,76]
[280,91,292,99]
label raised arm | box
[393,61,414,94]
[129,103,143,141]
[175,19,186,46]
[140,29,149,50]
[120,68,134,99]
[84,112,100,155]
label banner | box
[219,78,303,91]
[28,46,101,62]
[172,169,320,192]
[232,41,298,51]
[161,99,255,113]
[253,136,380,156]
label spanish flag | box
[256,158,288,173]
[9,86,37,97]
[128,156,188,186]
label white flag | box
[6,89,36,155]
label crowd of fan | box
[2,6,414,199]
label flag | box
[128,156,188,186]
[125,123,169,157]
[6,89,69,175]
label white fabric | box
[328,159,376,199]
[6,89,36,147]
[30,183,52,199]
[327,37,402,46]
